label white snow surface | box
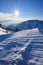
[0,28,7,35]
[0,28,43,65]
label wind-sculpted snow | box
[0,28,43,65]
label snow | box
[7,20,43,32]
[0,28,43,65]
[0,28,7,35]
[0,27,13,36]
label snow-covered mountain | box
[0,20,43,65]
[6,20,43,30]
[0,28,43,65]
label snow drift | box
[0,28,43,65]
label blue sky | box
[0,0,43,24]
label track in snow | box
[0,29,43,65]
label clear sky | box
[0,0,43,24]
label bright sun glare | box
[15,10,19,16]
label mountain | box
[5,20,43,33]
[15,20,43,34]
[0,28,43,65]
[17,20,43,30]
[0,20,43,65]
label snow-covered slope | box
[16,20,43,34]
[0,27,7,35]
[0,27,13,35]
[0,28,43,65]
[6,20,43,31]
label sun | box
[15,10,19,16]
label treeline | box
[0,24,2,27]
[0,23,20,32]
[5,27,20,32]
